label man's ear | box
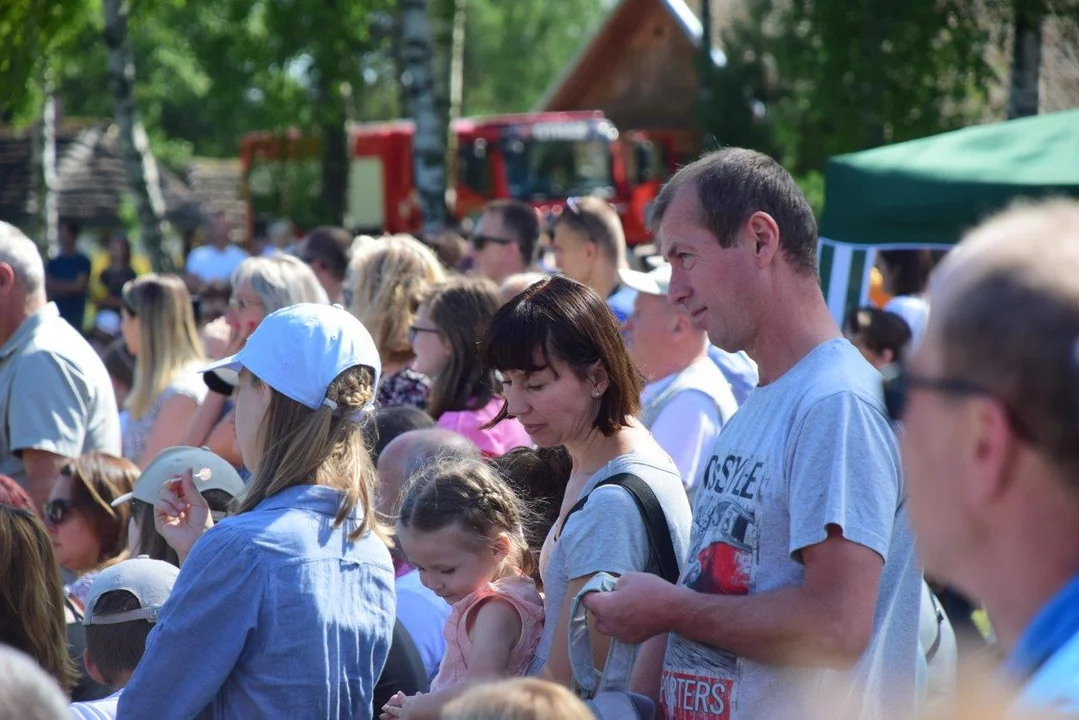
[746,212,780,268]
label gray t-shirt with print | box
[662,339,921,720]
[527,443,693,675]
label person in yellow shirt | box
[88,234,151,343]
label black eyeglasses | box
[408,325,440,345]
[43,499,82,526]
[471,234,516,252]
[881,364,1032,440]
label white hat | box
[201,303,381,411]
[619,264,672,297]
[111,446,245,520]
[83,556,179,626]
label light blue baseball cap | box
[201,303,381,411]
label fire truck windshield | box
[503,134,614,201]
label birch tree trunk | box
[42,79,59,256]
[103,0,174,271]
[1007,0,1043,119]
[401,0,449,237]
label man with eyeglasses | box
[893,200,1079,713]
[0,223,120,514]
[583,148,920,720]
[469,199,542,286]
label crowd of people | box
[1,146,1078,720]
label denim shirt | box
[118,485,395,719]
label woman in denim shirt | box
[118,304,395,719]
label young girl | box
[382,459,544,720]
[409,277,530,456]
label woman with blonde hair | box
[347,234,446,409]
[120,274,207,467]
[184,254,328,466]
[0,505,78,694]
[118,304,396,717]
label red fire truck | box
[240,111,675,247]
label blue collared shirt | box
[118,485,395,720]
[1004,574,1079,681]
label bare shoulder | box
[466,596,523,646]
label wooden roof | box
[185,157,245,235]
[535,0,725,134]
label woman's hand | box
[200,317,233,360]
[154,468,215,565]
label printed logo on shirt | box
[660,670,733,720]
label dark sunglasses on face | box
[471,234,515,252]
[880,364,1032,440]
[43,499,81,525]
[408,325,440,345]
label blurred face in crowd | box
[661,188,763,354]
[234,369,273,473]
[120,308,141,357]
[45,474,100,574]
[228,281,265,340]
[472,210,522,284]
[502,349,607,449]
[409,304,452,378]
[625,292,677,380]
[395,523,505,606]
[209,214,230,249]
[899,284,985,590]
[551,224,595,285]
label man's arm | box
[21,449,71,513]
[588,525,883,670]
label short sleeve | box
[558,483,652,581]
[8,352,89,458]
[117,524,264,718]
[786,392,901,562]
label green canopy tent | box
[817,108,1079,322]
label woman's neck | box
[564,425,635,478]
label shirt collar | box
[254,483,362,520]
[0,303,59,359]
[1004,574,1079,680]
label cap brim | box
[200,354,244,376]
[619,269,662,296]
[111,492,134,508]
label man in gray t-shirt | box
[585,149,920,720]
[0,223,120,511]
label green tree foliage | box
[701,0,998,176]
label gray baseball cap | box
[111,446,245,520]
[83,556,180,626]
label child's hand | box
[380,691,419,720]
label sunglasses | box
[880,364,1032,440]
[43,499,82,525]
[471,234,516,252]
[408,325,440,345]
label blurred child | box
[382,459,543,719]
[68,557,179,719]
[441,678,592,720]
[842,306,912,370]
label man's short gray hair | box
[0,222,45,297]
[0,645,69,720]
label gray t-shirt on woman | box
[527,445,693,675]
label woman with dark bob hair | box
[481,274,692,687]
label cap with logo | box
[201,303,381,412]
[83,556,180,626]
[619,263,672,297]
[111,446,244,521]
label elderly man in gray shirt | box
[0,222,120,512]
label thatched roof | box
[185,157,245,234]
[54,124,203,231]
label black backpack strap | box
[557,472,681,584]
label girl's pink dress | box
[428,575,545,692]
[437,396,532,457]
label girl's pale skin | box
[381,527,524,720]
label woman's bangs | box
[481,301,550,373]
